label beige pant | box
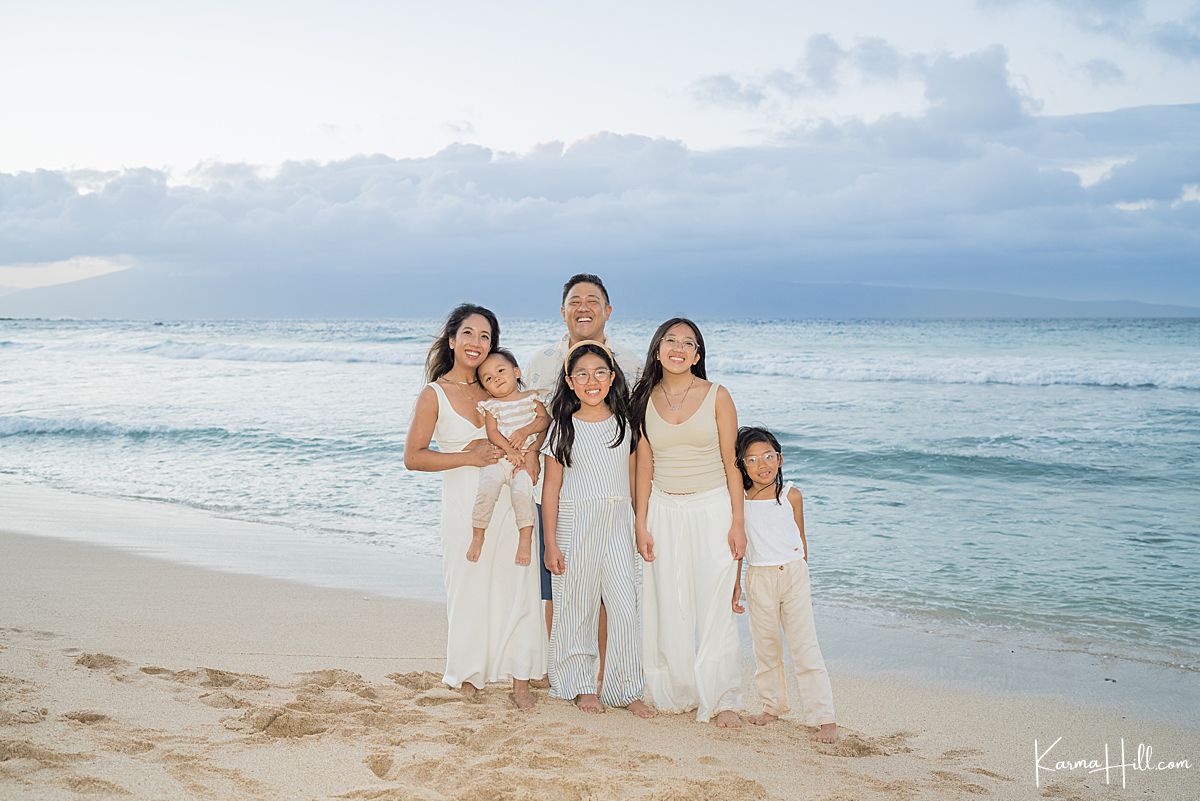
[746,559,835,724]
[472,461,535,530]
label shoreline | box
[3,528,1197,800]
[2,475,1196,725]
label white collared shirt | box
[523,332,643,399]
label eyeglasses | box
[570,367,613,384]
[660,335,698,353]
[742,452,780,467]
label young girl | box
[631,318,746,727]
[470,349,549,566]
[732,426,838,743]
[541,340,654,718]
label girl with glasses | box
[629,318,747,727]
[541,340,654,718]
[732,426,838,742]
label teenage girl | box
[732,425,837,743]
[631,318,746,727]
[541,340,654,718]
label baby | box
[470,349,549,565]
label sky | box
[0,0,1198,309]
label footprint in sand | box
[62,710,109,724]
[930,769,990,795]
[75,653,129,671]
[414,687,469,707]
[364,753,393,779]
[821,731,914,757]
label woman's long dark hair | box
[629,317,707,447]
[736,425,784,503]
[546,343,631,468]
[424,303,501,383]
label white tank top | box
[744,483,805,567]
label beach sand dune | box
[2,532,1195,800]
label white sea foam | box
[0,415,198,438]
[708,353,1200,390]
[140,340,427,365]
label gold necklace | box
[661,376,695,412]
[439,376,478,386]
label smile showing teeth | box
[577,316,592,323]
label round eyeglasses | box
[570,367,613,384]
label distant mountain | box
[0,267,1196,319]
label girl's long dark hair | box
[736,425,784,503]
[424,303,501,383]
[547,344,631,468]
[629,317,707,447]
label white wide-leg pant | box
[550,497,644,707]
[642,485,742,721]
[746,560,836,724]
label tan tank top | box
[645,382,726,494]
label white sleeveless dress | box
[428,382,545,688]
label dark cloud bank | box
[0,46,1197,318]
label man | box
[524,273,642,665]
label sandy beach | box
[1,529,1195,801]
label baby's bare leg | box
[466,527,486,562]
[515,525,533,566]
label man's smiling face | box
[561,281,612,343]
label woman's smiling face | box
[450,313,493,369]
[657,322,701,376]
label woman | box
[403,303,545,708]
[631,318,746,726]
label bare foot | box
[575,693,604,714]
[466,529,485,562]
[748,712,779,726]
[813,722,839,743]
[623,699,656,719]
[458,682,478,699]
[512,679,535,710]
[714,710,742,728]
[515,528,533,566]
[529,675,549,689]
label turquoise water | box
[2,317,1197,667]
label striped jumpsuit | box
[547,416,644,707]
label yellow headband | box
[563,339,614,375]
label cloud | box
[692,34,925,110]
[690,74,766,109]
[982,0,1200,60]
[1151,12,1200,61]
[1081,57,1126,84]
[1,47,1197,307]
[923,46,1037,130]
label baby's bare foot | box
[812,723,838,743]
[466,530,485,562]
[748,712,778,726]
[714,710,742,728]
[624,699,656,719]
[575,693,604,714]
[512,680,535,710]
[515,530,532,566]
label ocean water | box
[2,317,1198,670]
